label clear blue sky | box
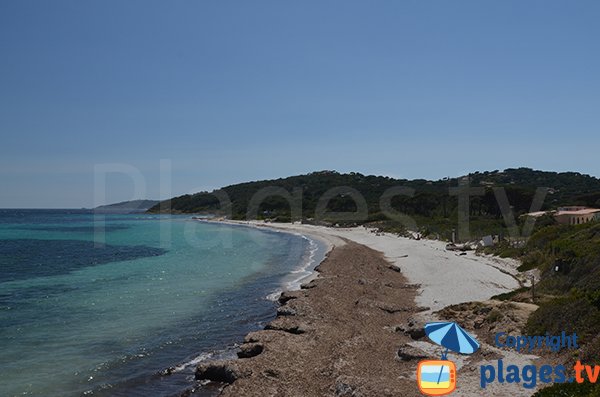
[1,1,599,208]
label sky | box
[1,1,599,208]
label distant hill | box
[147,168,600,237]
[148,170,453,219]
[95,199,160,213]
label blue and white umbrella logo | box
[424,321,480,359]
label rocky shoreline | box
[192,241,426,396]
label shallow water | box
[0,210,325,396]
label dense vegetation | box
[532,381,600,397]
[149,168,600,240]
[485,222,600,397]
[523,223,600,338]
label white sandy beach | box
[232,221,523,312]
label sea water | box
[0,210,325,396]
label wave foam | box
[265,233,325,300]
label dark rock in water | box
[237,343,264,358]
[195,361,251,384]
[277,306,297,316]
[278,290,303,304]
[300,280,318,289]
[396,346,428,361]
[158,366,177,376]
[178,388,194,397]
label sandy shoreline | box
[195,240,422,396]
[209,220,524,312]
[191,220,540,396]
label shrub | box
[486,309,504,323]
[525,294,600,341]
[491,286,530,301]
[532,381,600,397]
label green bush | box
[525,294,600,341]
[518,249,550,272]
[532,381,600,397]
[486,309,504,323]
[491,286,530,301]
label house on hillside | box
[523,206,600,225]
[554,207,600,225]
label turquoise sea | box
[0,210,325,396]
